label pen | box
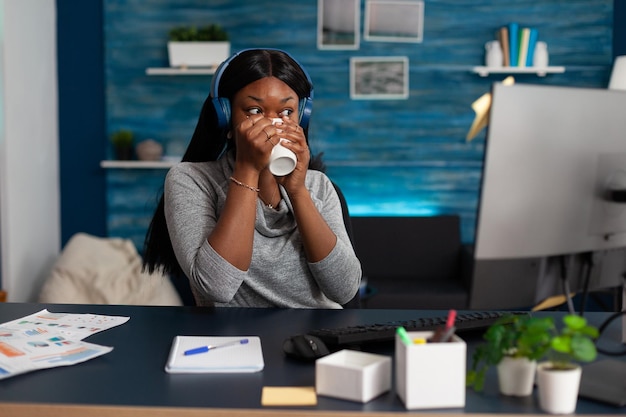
[445,309,457,331]
[429,309,457,343]
[184,338,249,356]
[396,326,413,345]
[439,309,457,343]
[438,325,456,343]
[441,310,456,342]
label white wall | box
[0,1,60,301]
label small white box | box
[395,331,466,410]
[316,349,391,403]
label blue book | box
[508,22,519,67]
[525,28,539,67]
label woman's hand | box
[232,115,280,172]
[271,116,310,194]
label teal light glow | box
[348,202,440,217]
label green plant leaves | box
[548,315,598,368]
[570,334,598,362]
[110,129,134,147]
[168,24,229,41]
[467,313,600,390]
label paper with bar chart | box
[0,309,129,379]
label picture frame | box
[364,0,424,43]
[317,0,360,50]
[350,56,409,100]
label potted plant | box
[536,314,598,414]
[467,314,552,396]
[167,24,230,68]
[110,129,134,160]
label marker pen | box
[396,326,413,345]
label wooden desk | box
[0,303,623,416]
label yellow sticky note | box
[261,386,317,406]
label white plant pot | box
[497,356,536,396]
[167,41,230,68]
[536,362,582,414]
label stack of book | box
[496,23,539,67]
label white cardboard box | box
[316,349,391,403]
[395,331,466,409]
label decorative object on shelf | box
[136,139,163,161]
[475,23,561,78]
[536,314,599,414]
[485,40,503,68]
[467,313,552,396]
[533,41,549,67]
[110,129,134,160]
[486,22,545,69]
[167,24,230,68]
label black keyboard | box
[308,311,529,347]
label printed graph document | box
[0,309,130,341]
[0,309,129,380]
[165,335,264,373]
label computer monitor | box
[468,82,626,310]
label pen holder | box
[395,331,466,410]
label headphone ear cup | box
[212,97,231,129]
[298,97,313,129]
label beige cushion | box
[39,233,182,306]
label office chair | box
[331,181,362,309]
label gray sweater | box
[164,152,362,308]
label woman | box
[143,48,361,308]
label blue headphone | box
[210,48,314,130]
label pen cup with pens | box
[395,323,466,410]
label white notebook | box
[165,335,264,373]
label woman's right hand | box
[232,115,281,172]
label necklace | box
[260,186,279,209]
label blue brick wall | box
[103,0,613,250]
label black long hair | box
[142,49,324,277]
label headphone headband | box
[210,48,314,129]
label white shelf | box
[145,67,216,76]
[472,66,566,77]
[100,160,178,169]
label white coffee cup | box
[268,118,296,176]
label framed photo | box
[317,0,360,50]
[350,56,409,100]
[364,0,424,43]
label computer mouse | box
[282,334,330,362]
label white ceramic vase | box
[533,41,549,67]
[485,40,503,68]
[536,362,582,414]
[497,356,536,396]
